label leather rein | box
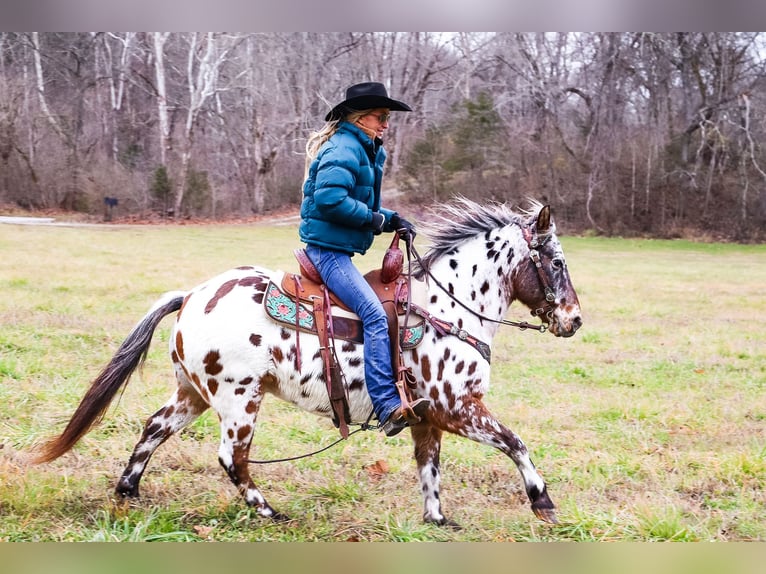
[405,221,555,341]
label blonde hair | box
[303,110,374,178]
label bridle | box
[406,219,559,335]
[521,224,558,323]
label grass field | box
[0,219,764,542]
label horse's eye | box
[551,258,564,270]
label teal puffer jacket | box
[299,121,397,255]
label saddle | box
[263,233,423,438]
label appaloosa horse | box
[34,198,582,526]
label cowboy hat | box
[325,82,412,121]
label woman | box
[299,81,429,437]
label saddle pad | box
[264,279,425,349]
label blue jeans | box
[305,245,400,423]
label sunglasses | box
[368,112,390,124]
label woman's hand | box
[389,214,416,239]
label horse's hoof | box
[115,483,140,499]
[425,516,462,530]
[532,506,559,524]
[442,518,462,530]
[262,509,292,523]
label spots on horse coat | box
[205,274,269,313]
[443,381,457,410]
[287,344,299,371]
[175,331,185,361]
[208,378,219,396]
[237,276,265,289]
[421,355,432,382]
[205,279,239,314]
[250,334,262,347]
[203,351,224,375]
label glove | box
[366,212,385,235]
[389,213,417,239]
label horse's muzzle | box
[549,307,582,337]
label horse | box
[33,197,582,527]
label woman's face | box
[356,108,391,138]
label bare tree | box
[152,32,172,169]
[2,32,766,239]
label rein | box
[249,407,379,464]
[407,236,549,334]
[248,423,373,464]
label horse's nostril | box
[573,316,583,330]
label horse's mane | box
[413,197,550,277]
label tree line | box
[1,32,765,240]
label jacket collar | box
[339,121,383,150]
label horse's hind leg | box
[115,384,208,499]
[215,394,287,521]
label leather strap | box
[315,287,350,438]
[292,274,303,372]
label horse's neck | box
[425,228,526,340]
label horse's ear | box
[537,205,551,232]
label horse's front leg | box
[435,399,557,524]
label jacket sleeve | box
[312,145,374,229]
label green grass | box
[1,221,765,541]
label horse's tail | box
[32,291,187,464]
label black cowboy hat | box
[325,81,412,121]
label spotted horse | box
[33,198,582,526]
